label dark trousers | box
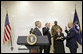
[44,45,50,53]
[69,47,77,53]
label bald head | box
[68,22,74,28]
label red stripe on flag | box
[5,29,9,40]
[4,35,7,41]
[8,24,11,30]
[6,26,11,36]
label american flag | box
[3,13,11,44]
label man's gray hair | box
[35,21,40,26]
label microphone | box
[30,28,33,34]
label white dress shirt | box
[36,27,43,36]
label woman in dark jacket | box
[54,28,65,53]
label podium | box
[17,36,49,53]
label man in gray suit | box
[32,21,43,53]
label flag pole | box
[75,4,76,9]
[74,4,82,46]
[10,33,14,51]
[6,7,14,51]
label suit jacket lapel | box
[36,27,42,36]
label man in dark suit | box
[32,21,43,53]
[42,22,51,53]
[64,22,78,53]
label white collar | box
[36,26,40,29]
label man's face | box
[38,22,41,28]
[54,21,57,25]
[68,23,72,28]
[47,23,50,28]
[45,23,50,28]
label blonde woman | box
[54,28,65,53]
